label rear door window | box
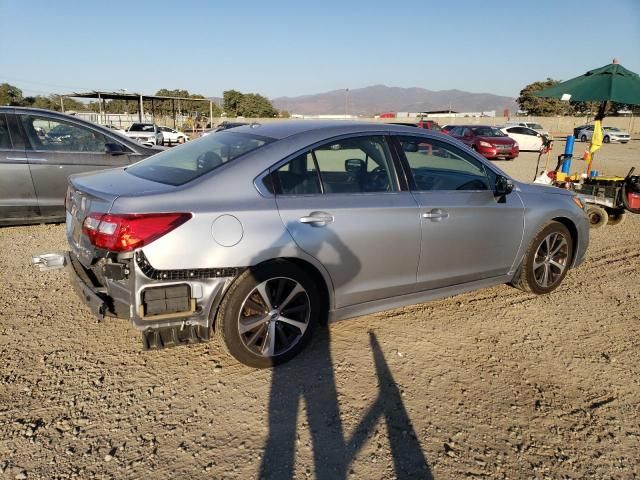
[19,115,109,153]
[273,135,398,195]
[0,114,11,149]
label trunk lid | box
[66,168,175,267]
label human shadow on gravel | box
[259,330,431,479]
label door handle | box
[422,209,449,221]
[299,211,334,226]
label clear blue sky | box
[1,0,639,99]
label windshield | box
[130,124,154,132]
[127,131,274,186]
[604,127,620,131]
[472,127,506,137]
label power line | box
[0,76,107,91]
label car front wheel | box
[511,221,573,294]
[216,262,320,368]
[581,135,587,142]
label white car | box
[577,126,630,144]
[500,126,545,151]
[158,126,189,144]
[505,121,549,138]
[124,123,164,146]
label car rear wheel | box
[580,135,587,142]
[511,221,573,294]
[603,136,610,143]
[586,205,608,228]
[178,137,185,144]
[216,262,320,368]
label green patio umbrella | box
[535,59,640,118]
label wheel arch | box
[210,256,333,331]
[552,216,579,263]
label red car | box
[448,125,519,160]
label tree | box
[517,79,565,116]
[223,90,278,117]
[23,94,85,112]
[223,90,244,117]
[0,83,24,106]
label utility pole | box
[345,88,349,118]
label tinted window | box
[472,127,506,137]
[397,136,492,191]
[314,136,397,193]
[20,115,108,152]
[0,115,11,149]
[274,136,398,195]
[129,124,155,132]
[275,152,321,195]
[127,131,273,186]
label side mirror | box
[105,142,127,155]
[495,175,514,196]
[402,143,418,153]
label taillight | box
[82,212,192,252]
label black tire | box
[603,136,610,143]
[215,261,320,368]
[606,209,627,226]
[511,221,573,295]
[586,205,608,229]
[581,135,587,142]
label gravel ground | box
[1,141,639,479]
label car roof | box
[227,120,429,140]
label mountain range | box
[272,85,518,116]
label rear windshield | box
[527,123,544,130]
[130,124,154,132]
[127,131,274,186]
[472,127,506,137]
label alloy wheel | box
[237,277,310,357]
[532,232,569,288]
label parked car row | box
[575,125,630,143]
[445,125,519,159]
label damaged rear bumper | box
[33,250,239,349]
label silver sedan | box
[35,121,589,367]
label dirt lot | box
[1,141,639,479]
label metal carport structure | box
[60,91,215,128]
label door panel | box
[0,113,39,221]
[19,114,131,219]
[273,135,421,309]
[276,193,421,308]
[396,134,524,291]
[412,190,524,290]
